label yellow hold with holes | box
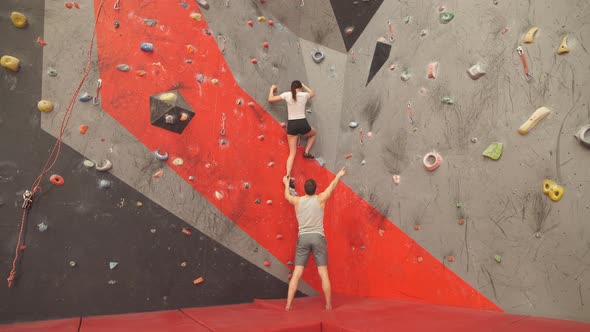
[542,179,564,202]
[10,12,28,28]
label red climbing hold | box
[414,225,420,231]
[264,261,271,267]
[248,102,255,108]
[345,153,353,159]
[268,20,274,26]
[20,245,27,251]
[258,134,265,140]
[276,234,283,240]
[262,42,269,49]
[447,256,455,262]
[247,20,254,27]
[65,2,73,9]
[37,37,47,46]
[79,125,89,134]
[50,174,65,186]
[251,58,258,64]
[182,228,192,236]
[458,219,465,225]
[73,1,80,8]
[266,200,272,205]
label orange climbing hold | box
[50,174,65,186]
[79,125,88,134]
[73,1,80,8]
[193,277,204,284]
[264,261,271,267]
[276,234,283,239]
[65,2,73,8]
[136,70,147,77]
[182,228,192,236]
[187,45,195,54]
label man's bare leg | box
[317,266,332,310]
[286,266,305,311]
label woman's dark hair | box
[291,80,302,101]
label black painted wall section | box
[0,0,294,324]
[329,0,384,51]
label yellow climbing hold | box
[523,27,538,43]
[1,55,20,72]
[518,107,551,135]
[159,92,177,101]
[37,100,54,113]
[542,179,564,202]
[542,179,555,194]
[10,12,28,28]
[257,16,266,22]
[172,158,184,166]
[190,12,202,21]
[558,35,570,54]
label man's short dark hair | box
[304,179,316,195]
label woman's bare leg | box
[286,134,298,177]
[303,128,317,155]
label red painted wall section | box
[93,0,499,311]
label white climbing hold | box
[467,63,486,80]
[109,262,118,270]
[83,160,95,168]
[349,121,359,128]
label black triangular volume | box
[329,0,384,52]
[366,41,391,86]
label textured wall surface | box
[0,0,589,325]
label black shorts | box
[287,118,312,135]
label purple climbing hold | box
[140,42,154,52]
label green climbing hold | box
[441,97,455,105]
[439,12,455,24]
[494,255,502,263]
[482,142,503,160]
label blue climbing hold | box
[79,93,92,102]
[140,42,154,52]
[180,2,188,7]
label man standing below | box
[282,167,347,311]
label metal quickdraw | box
[407,101,414,124]
[114,0,120,10]
[21,190,33,210]
[93,79,102,105]
[516,46,532,81]
[388,20,394,42]
[220,113,226,136]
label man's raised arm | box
[283,175,297,205]
[318,167,347,204]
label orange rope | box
[7,0,105,288]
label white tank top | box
[280,92,309,120]
[296,195,324,236]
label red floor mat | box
[0,318,79,332]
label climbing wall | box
[0,0,589,325]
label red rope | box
[7,0,105,288]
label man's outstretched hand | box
[336,167,347,178]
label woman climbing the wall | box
[268,80,317,178]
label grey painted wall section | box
[40,0,316,296]
[335,0,590,322]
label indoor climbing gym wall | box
[1,0,589,326]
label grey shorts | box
[295,233,328,266]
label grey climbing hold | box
[254,198,261,204]
[287,261,293,265]
[244,182,250,189]
[195,0,209,10]
[441,97,455,105]
[37,222,48,232]
[109,262,118,270]
[574,124,590,148]
[116,64,131,72]
[114,21,119,28]
[439,12,455,24]
[470,137,478,143]
[467,63,486,80]
[403,16,411,24]
[150,228,157,234]
[79,93,92,102]
[154,149,169,161]
[83,160,95,168]
[164,114,176,124]
[419,29,428,37]
[315,157,325,167]
[96,160,113,172]
[349,121,359,128]
[312,50,325,64]
[535,232,542,239]
[143,19,157,27]
[197,74,205,84]
[400,68,412,81]
[47,68,58,77]
[220,138,227,145]
[69,261,77,267]
[361,159,366,166]
[188,176,195,181]
[98,179,112,189]
[107,280,117,285]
